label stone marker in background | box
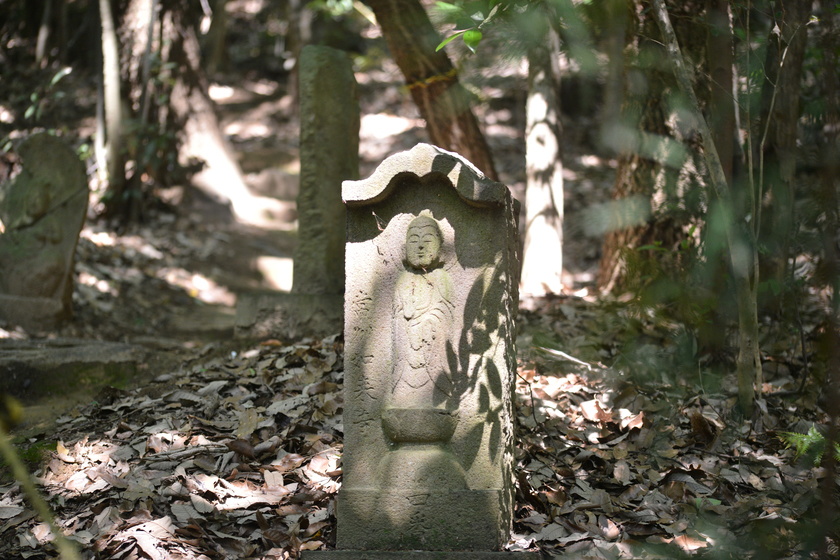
[293,45,358,295]
[0,133,89,330]
[306,144,537,558]
[236,45,358,340]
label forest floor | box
[1,11,838,560]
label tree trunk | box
[204,0,228,76]
[816,6,840,547]
[596,1,699,294]
[520,26,564,296]
[757,0,810,302]
[116,0,286,226]
[36,0,53,67]
[99,0,126,217]
[651,0,762,417]
[705,0,735,185]
[364,0,498,181]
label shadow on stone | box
[305,144,537,558]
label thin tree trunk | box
[364,0,498,180]
[705,0,735,184]
[757,0,810,300]
[651,0,762,417]
[36,0,53,67]
[204,0,228,76]
[99,0,125,216]
[521,27,564,296]
[816,4,839,550]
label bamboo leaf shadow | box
[460,419,484,471]
[479,381,490,413]
[488,414,501,462]
[486,359,502,399]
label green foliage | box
[434,0,502,53]
[24,66,72,122]
[778,425,840,466]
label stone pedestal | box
[305,144,532,558]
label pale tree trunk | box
[651,0,762,417]
[520,26,564,296]
[35,0,52,67]
[364,0,498,180]
[284,0,311,107]
[99,0,125,216]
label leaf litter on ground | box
[2,296,838,559]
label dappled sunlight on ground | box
[157,268,237,307]
[256,256,294,292]
[4,296,834,558]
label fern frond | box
[779,425,840,465]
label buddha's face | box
[406,223,442,270]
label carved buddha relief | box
[391,213,455,410]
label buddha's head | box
[405,213,443,271]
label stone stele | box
[304,144,537,559]
[235,45,358,340]
[0,133,89,330]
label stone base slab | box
[302,552,541,559]
[337,488,507,551]
[0,338,143,403]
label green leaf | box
[436,30,466,52]
[463,29,483,53]
[49,67,72,88]
[435,1,468,19]
[637,242,666,252]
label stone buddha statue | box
[391,213,455,410]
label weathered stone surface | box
[0,338,143,403]
[236,45,357,340]
[0,133,89,330]
[293,44,359,295]
[332,143,522,553]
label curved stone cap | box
[343,143,507,207]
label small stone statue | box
[322,143,527,555]
[391,212,454,409]
[0,134,88,329]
